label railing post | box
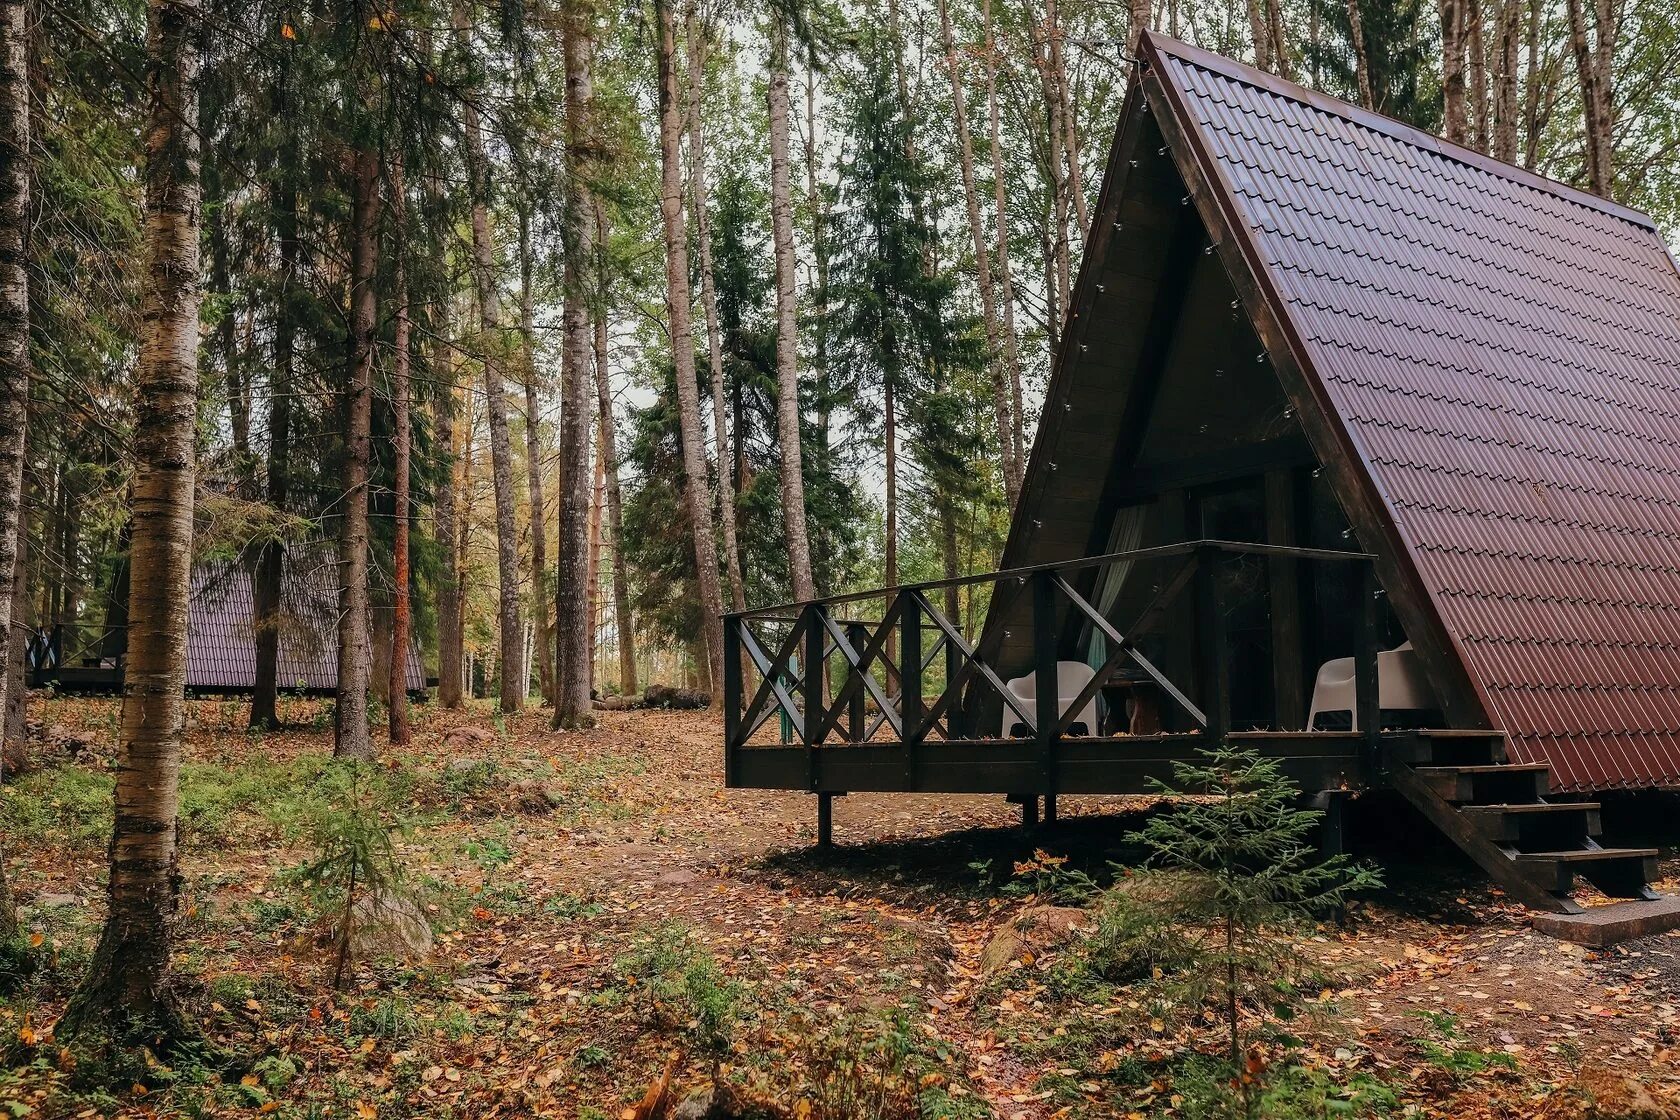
[901,591,923,790]
[846,621,869,743]
[1032,570,1059,795]
[804,604,826,790]
[1193,547,1230,747]
[1355,561,1382,773]
[945,620,966,740]
[723,615,742,787]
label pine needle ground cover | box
[1,699,1677,1118]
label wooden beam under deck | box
[729,731,1374,796]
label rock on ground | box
[980,904,1090,976]
[346,890,434,964]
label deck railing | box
[724,539,1383,789]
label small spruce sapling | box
[291,761,406,989]
[1126,743,1382,1116]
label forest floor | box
[2,697,1679,1119]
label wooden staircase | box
[1386,731,1679,946]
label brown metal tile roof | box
[1146,34,1680,790]
[188,554,427,693]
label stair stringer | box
[1386,762,1583,915]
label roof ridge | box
[1140,30,1660,233]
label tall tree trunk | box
[1126,0,1151,60]
[686,12,746,615]
[804,50,833,586]
[1565,0,1614,197]
[1267,0,1293,80]
[984,0,1027,485]
[1523,0,1544,167]
[587,430,603,676]
[1247,0,1273,70]
[251,54,295,729]
[61,0,201,1036]
[1347,0,1374,109]
[553,0,598,728]
[1047,0,1089,239]
[456,11,525,713]
[0,0,28,945]
[592,202,637,698]
[655,0,724,689]
[1492,0,1520,161]
[518,207,554,704]
[333,147,380,762]
[1441,0,1468,143]
[435,332,464,709]
[1032,14,1070,341]
[1467,0,1489,149]
[208,204,250,484]
[388,157,412,745]
[767,17,816,604]
[939,0,1019,507]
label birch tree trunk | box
[1033,14,1070,340]
[389,158,412,745]
[686,12,746,614]
[938,0,1019,506]
[1565,0,1615,197]
[985,0,1027,478]
[553,0,598,728]
[1467,0,1489,149]
[767,16,816,604]
[1442,0,1468,143]
[1492,0,1520,162]
[61,0,201,1035]
[1046,0,1089,245]
[456,11,525,713]
[518,207,554,704]
[0,0,28,945]
[593,200,637,698]
[1347,0,1374,108]
[332,147,380,762]
[655,0,724,688]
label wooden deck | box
[729,730,1374,795]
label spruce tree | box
[1305,0,1440,130]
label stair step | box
[1414,763,1550,803]
[1411,730,1509,766]
[1514,848,1660,897]
[1461,802,1602,847]
[1531,896,1680,947]
[1516,847,1658,862]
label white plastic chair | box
[1305,641,1433,731]
[1004,661,1100,737]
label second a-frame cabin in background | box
[721,32,1680,944]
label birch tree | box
[1564,0,1615,196]
[61,0,202,1040]
[592,199,637,697]
[0,0,28,944]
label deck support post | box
[817,792,836,849]
[1355,562,1381,773]
[723,615,742,787]
[1020,794,1040,832]
[1193,547,1230,747]
[1043,793,1058,825]
[1032,570,1059,797]
[902,592,924,789]
[804,604,827,790]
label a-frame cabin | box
[722,33,1680,944]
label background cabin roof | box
[998,32,1680,792]
[188,555,427,693]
